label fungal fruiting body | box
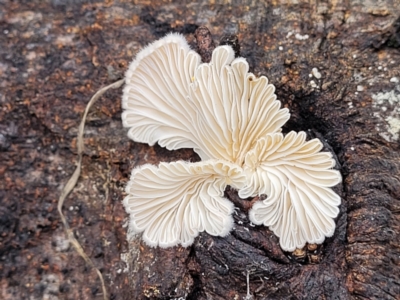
[241,132,341,251]
[123,160,246,248]
[122,33,342,251]
[122,34,289,163]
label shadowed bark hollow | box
[0,1,399,300]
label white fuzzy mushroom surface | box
[122,33,342,251]
[123,160,246,248]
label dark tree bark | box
[1,1,399,299]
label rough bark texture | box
[1,0,400,299]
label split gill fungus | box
[121,33,342,252]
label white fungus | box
[241,132,342,251]
[122,34,289,163]
[122,33,342,251]
[310,80,318,88]
[123,160,246,248]
[295,33,309,40]
[312,67,322,79]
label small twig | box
[244,269,254,300]
[255,276,265,293]
[57,79,124,300]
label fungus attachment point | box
[123,160,246,248]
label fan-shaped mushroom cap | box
[122,33,290,165]
[123,160,246,248]
[241,132,342,251]
[122,33,201,151]
[122,33,342,251]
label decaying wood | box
[1,1,399,299]
[194,26,215,63]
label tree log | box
[1,1,399,299]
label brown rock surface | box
[1,1,399,299]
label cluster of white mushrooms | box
[121,33,342,251]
